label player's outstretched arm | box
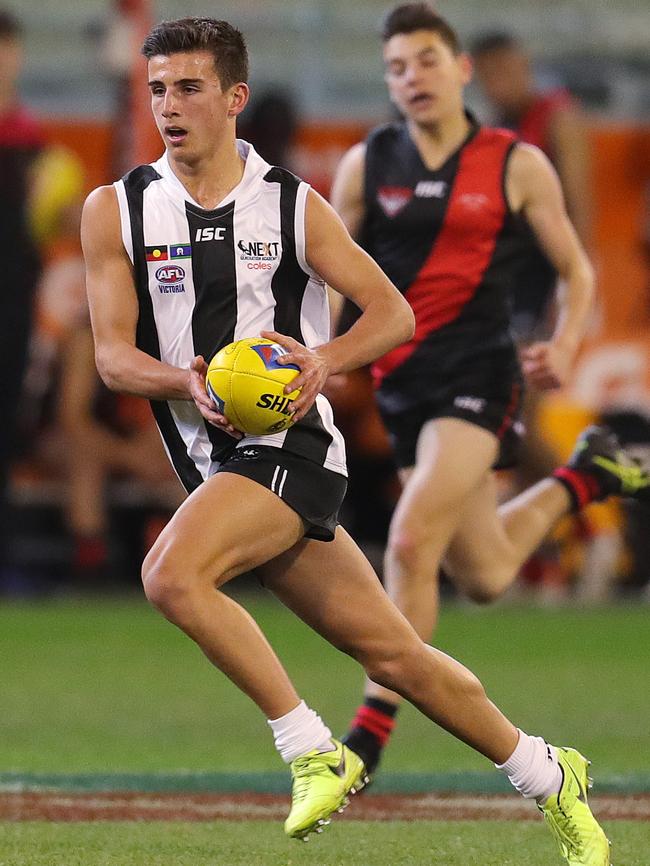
[507,143,595,390]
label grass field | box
[2,592,649,774]
[1,821,648,866]
[1,592,648,865]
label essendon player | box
[335,3,646,794]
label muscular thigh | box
[260,526,417,657]
[148,471,306,587]
[392,417,498,543]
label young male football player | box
[83,16,619,863]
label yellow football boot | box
[284,739,368,840]
[540,747,611,865]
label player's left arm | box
[507,143,595,390]
[263,188,414,421]
[548,106,592,247]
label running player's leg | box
[344,417,497,769]
[443,470,572,601]
[142,455,368,840]
[445,423,650,599]
[263,528,611,865]
[142,470,307,718]
[262,526,517,761]
[381,417,498,654]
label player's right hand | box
[189,355,242,438]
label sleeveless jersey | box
[114,140,346,492]
[361,120,530,392]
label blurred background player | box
[0,9,45,577]
[334,2,647,778]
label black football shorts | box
[377,351,525,471]
[217,445,347,542]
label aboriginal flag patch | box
[145,245,169,262]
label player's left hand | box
[520,341,573,391]
[261,330,330,422]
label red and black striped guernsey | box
[361,119,530,394]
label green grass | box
[1,593,649,775]
[0,820,645,866]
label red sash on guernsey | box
[371,127,517,387]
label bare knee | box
[141,544,198,623]
[363,643,421,692]
[388,527,428,575]
[363,639,487,707]
[446,558,517,605]
[359,637,430,694]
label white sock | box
[268,700,333,764]
[496,729,562,803]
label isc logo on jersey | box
[195,227,227,242]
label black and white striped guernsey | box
[114,140,347,492]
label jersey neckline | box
[405,110,479,177]
[153,140,271,211]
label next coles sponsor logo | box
[155,264,186,294]
[238,239,280,271]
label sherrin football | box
[206,338,301,436]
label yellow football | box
[205,338,301,436]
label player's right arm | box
[327,143,367,328]
[82,186,189,399]
[81,186,238,433]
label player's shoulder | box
[120,162,164,192]
[506,141,560,204]
[336,141,367,177]
[262,164,304,189]
[83,183,117,214]
[81,185,121,247]
[474,123,519,148]
[508,140,554,175]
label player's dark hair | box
[381,3,461,55]
[469,31,520,58]
[0,8,21,39]
[142,17,248,88]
